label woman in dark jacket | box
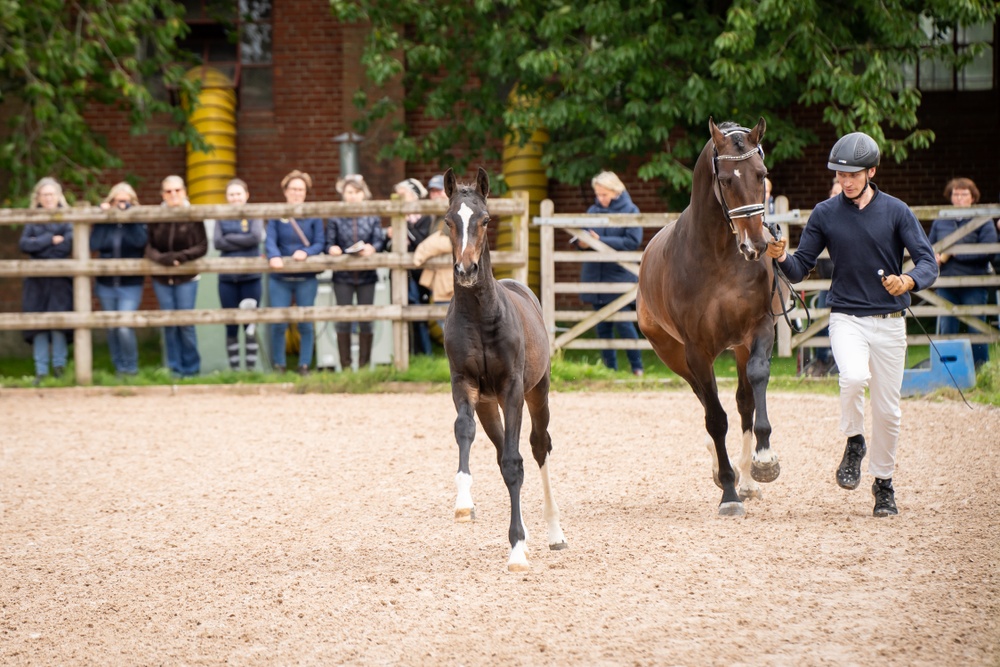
[327,173,385,370]
[214,178,264,371]
[572,170,645,375]
[146,175,208,378]
[93,182,147,376]
[20,177,74,381]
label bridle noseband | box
[711,128,772,237]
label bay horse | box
[442,167,568,571]
[636,118,785,517]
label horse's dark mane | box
[717,121,748,152]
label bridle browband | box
[711,127,771,237]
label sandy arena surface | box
[1,388,998,666]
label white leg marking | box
[737,429,762,500]
[454,471,474,521]
[539,461,567,548]
[458,202,473,254]
[508,540,529,572]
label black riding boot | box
[337,332,353,372]
[358,332,374,369]
[226,336,241,371]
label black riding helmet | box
[827,132,880,172]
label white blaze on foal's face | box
[458,201,474,253]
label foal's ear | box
[748,117,766,145]
[476,166,490,200]
[444,168,457,198]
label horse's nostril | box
[470,263,478,274]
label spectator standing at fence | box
[391,177,434,355]
[326,174,385,371]
[146,175,207,378]
[572,170,645,376]
[93,182,147,376]
[928,177,997,370]
[266,170,325,375]
[766,131,938,517]
[19,177,74,383]
[213,178,264,371]
[413,222,455,337]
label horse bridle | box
[711,127,776,239]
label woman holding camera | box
[93,182,148,376]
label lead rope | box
[903,304,974,409]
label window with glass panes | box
[177,0,273,109]
[902,18,995,91]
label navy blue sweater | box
[578,191,643,306]
[778,185,937,316]
[264,217,325,278]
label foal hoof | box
[718,501,746,517]
[738,485,763,501]
[549,541,569,551]
[454,507,476,523]
[751,459,781,483]
[508,562,531,573]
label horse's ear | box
[444,168,457,198]
[476,167,490,199]
[749,117,766,145]
[708,117,725,147]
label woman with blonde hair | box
[571,170,645,375]
[19,177,74,382]
[92,181,147,376]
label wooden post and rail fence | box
[0,193,531,383]
[535,199,1000,359]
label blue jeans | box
[268,275,318,368]
[936,285,990,367]
[218,278,262,338]
[152,280,200,376]
[95,281,143,374]
[32,330,68,376]
[409,276,432,355]
[595,305,643,372]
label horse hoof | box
[718,501,746,517]
[508,562,531,573]
[738,486,763,501]
[549,541,569,551]
[454,507,476,523]
[751,459,781,483]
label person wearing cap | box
[392,177,434,355]
[326,174,385,371]
[427,174,447,201]
[766,132,937,518]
